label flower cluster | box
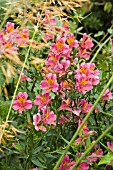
[0,22,30,58]
[75,62,100,94]
[33,107,56,131]
[11,11,113,170]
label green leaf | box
[32,146,43,154]
[104,2,112,13]
[107,28,113,34]
[98,153,113,165]
[94,31,104,37]
[45,153,57,159]
[13,143,23,151]
[50,92,56,99]
[31,157,46,168]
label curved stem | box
[53,74,113,170]
[5,30,36,122]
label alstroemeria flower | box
[13,92,32,113]
[102,89,112,101]
[75,74,92,94]
[33,113,46,131]
[45,53,60,68]
[110,39,113,52]
[44,29,55,40]
[40,73,59,92]
[78,47,90,59]
[42,107,56,126]
[34,93,51,110]
[58,115,70,125]
[16,28,29,46]
[51,37,69,55]
[44,10,56,25]
[107,142,113,152]
[80,99,92,113]
[67,34,79,48]
[18,70,31,82]
[58,98,72,112]
[54,59,70,77]
[80,33,94,50]
[58,155,75,170]
[32,168,39,170]
[6,22,14,33]
[75,62,100,94]
[76,162,89,170]
[87,147,103,162]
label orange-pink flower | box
[13,92,32,113]
[34,93,51,110]
[40,73,59,92]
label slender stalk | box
[53,74,113,170]
[90,34,112,62]
[71,123,113,170]
[5,30,36,122]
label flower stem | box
[90,35,112,62]
[5,30,36,122]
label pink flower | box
[58,115,70,125]
[34,93,51,110]
[32,168,39,170]
[45,53,60,68]
[75,74,92,94]
[60,80,71,91]
[107,142,113,152]
[0,39,18,57]
[75,62,100,94]
[67,34,79,48]
[78,47,90,59]
[18,70,31,82]
[42,107,56,126]
[54,59,70,76]
[76,162,89,170]
[6,22,14,33]
[102,89,112,101]
[58,155,75,170]
[58,98,72,112]
[13,92,32,113]
[44,29,55,40]
[40,73,59,92]
[44,10,56,25]
[78,33,94,59]
[76,62,92,76]
[33,113,46,131]
[110,39,113,52]
[51,37,69,55]
[80,33,94,50]
[16,28,29,46]
[87,148,103,162]
[81,99,92,113]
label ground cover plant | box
[0,0,113,170]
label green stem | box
[71,123,113,170]
[53,74,113,170]
[5,30,36,122]
[90,34,112,63]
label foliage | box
[0,1,113,170]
